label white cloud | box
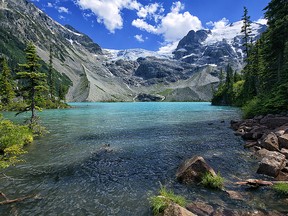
[58,6,69,13]
[206,18,230,30]
[47,2,53,8]
[137,3,160,19]
[134,34,145,42]
[157,41,179,55]
[76,0,141,33]
[132,19,158,33]
[132,1,202,42]
[59,15,66,20]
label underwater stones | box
[186,201,214,216]
[176,156,216,184]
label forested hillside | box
[212,0,288,118]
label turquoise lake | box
[1,102,287,215]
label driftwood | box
[235,179,273,187]
[0,191,38,205]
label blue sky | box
[30,0,270,52]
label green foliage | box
[17,42,48,124]
[0,57,15,105]
[273,183,288,195]
[149,186,186,215]
[0,115,33,169]
[201,172,224,189]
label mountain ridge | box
[0,0,266,102]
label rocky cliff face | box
[0,0,265,102]
[173,21,267,71]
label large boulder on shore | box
[163,203,196,216]
[260,115,288,129]
[278,134,288,149]
[257,151,286,177]
[259,132,279,151]
[176,156,216,184]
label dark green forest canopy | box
[212,0,288,118]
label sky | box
[30,0,270,52]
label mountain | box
[0,0,266,102]
[174,21,267,71]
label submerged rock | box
[176,156,216,184]
[186,201,214,216]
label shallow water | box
[0,102,287,215]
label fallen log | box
[0,191,39,205]
[235,179,273,187]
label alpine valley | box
[0,0,266,102]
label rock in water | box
[163,203,196,216]
[176,156,216,184]
[257,151,286,177]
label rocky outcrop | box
[231,114,288,179]
[176,156,216,184]
[135,93,164,102]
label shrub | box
[0,115,33,168]
[201,172,224,189]
[273,183,288,195]
[149,186,186,215]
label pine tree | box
[17,42,47,126]
[0,57,15,106]
[241,6,252,60]
[48,45,55,100]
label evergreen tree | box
[0,57,15,105]
[48,45,55,100]
[17,42,47,126]
[241,6,252,59]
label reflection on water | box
[0,102,287,215]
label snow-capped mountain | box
[174,20,267,71]
[103,48,172,61]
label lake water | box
[0,102,287,215]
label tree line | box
[212,0,288,118]
[0,42,69,168]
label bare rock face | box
[278,134,288,149]
[163,203,196,216]
[260,133,279,151]
[176,156,216,184]
[257,151,286,177]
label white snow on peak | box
[103,48,172,61]
[203,21,263,46]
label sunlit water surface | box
[1,102,287,215]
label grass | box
[273,183,288,195]
[149,186,186,215]
[201,172,224,189]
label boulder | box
[280,148,288,159]
[186,201,214,216]
[274,125,288,137]
[257,151,286,177]
[176,156,216,184]
[259,133,279,151]
[275,171,288,181]
[163,203,196,216]
[230,120,243,131]
[278,134,288,149]
[260,116,288,129]
[254,148,270,159]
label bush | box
[149,186,186,215]
[273,183,288,195]
[201,172,224,189]
[0,115,33,168]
